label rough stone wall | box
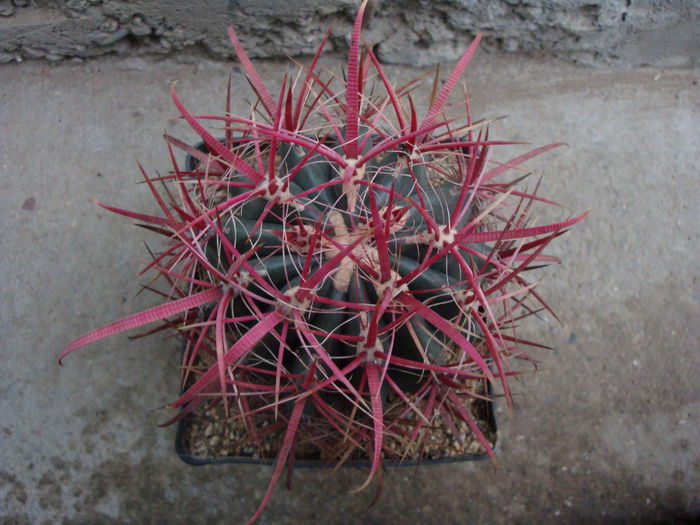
[0,0,697,67]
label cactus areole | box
[59,1,586,522]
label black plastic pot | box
[184,138,230,171]
[174,376,498,467]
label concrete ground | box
[1,49,698,524]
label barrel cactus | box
[188,127,484,386]
[59,1,586,522]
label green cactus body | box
[188,132,484,395]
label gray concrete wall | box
[1,0,698,67]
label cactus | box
[59,2,586,522]
[188,130,482,383]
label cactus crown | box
[59,2,586,522]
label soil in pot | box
[175,366,497,466]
